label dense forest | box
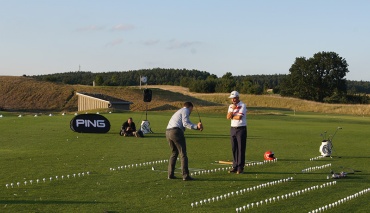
[30,68,370,104]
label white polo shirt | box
[228,101,247,127]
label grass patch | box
[0,110,369,212]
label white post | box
[140,75,142,89]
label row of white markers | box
[301,163,331,173]
[192,159,277,176]
[5,171,90,189]
[310,155,325,161]
[308,188,369,213]
[191,177,294,208]
[0,112,110,118]
[234,181,338,212]
[109,159,276,173]
[110,159,170,171]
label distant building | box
[76,92,133,112]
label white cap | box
[228,91,239,98]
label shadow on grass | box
[109,131,263,140]
[187,134,229,139]
[135,133,236,139]
[337,156,370,159]
[0,200,112,205]
[248,107,293,112]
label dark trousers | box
[166,129,189,178]
[230,126,247,171]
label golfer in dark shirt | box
[121,117,137,136]
[166,102,203,181]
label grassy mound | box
[1,76,370,116]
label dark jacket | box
[122,121,136,134]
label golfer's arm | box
[232,115,242,120]
[233,106,246,120]
[182,112,197,129]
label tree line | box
[30,52,370,104]
[30,69,285,94]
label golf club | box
[329,127,342,141]
[323,131,327,140]
[330,127,342,158]
[330,143,340,158]
[195,107,202,123]
[337,166,355,174]
[195,106,203,131]
[320,131,327,140]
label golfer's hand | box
[197,122,203,131]
[227,112,233,119]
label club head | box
[337,127,342,129]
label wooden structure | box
[76,92,133,112]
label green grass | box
[0,110,369,212]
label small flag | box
[141,76,147,83]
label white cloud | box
[143,39,160,46]
[111,24,135,31]
[106,38,124,47]
[75,23,135,32]
[75,25,105,32]
[167,39,202,49]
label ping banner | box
[70,114,111,133]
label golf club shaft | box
[196,107,201,123]
[333,127,342,139]
[330,141,340,157]
[195,107,203,131]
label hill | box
[1,76,370,116]
[0,76,219,113]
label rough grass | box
[147,85,370,116]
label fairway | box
[1,110,369,212]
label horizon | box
[1,0,369,81]
[6,69,369,83]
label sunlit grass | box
[0,110,369,212]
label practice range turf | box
[0,109,369,213]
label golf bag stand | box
[140,103,154,134]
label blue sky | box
[1,0,369,81]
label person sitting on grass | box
[120,117,137,137]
